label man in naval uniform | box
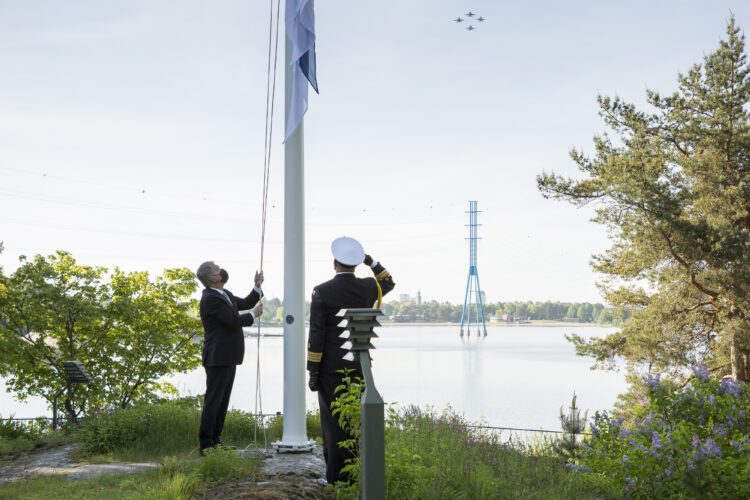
[306,237,395,485]
[195,261,263,455]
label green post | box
[359,351,385,500]
[338,308,385,500]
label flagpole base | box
[272,440,316,453]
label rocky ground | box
[0,443,332,499]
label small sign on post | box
[338,308,385,500]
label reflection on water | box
[1,325,625,430]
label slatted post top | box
[338,308,383,361]
[62,361,93,384]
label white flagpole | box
[273,15,314,452]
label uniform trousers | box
[199,365,236,450]
[318,367,362,484]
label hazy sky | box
[1,1,748,304]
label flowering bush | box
[576,366,750,498]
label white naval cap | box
[331,237,365,266]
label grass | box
[76,398,322,462]
[0,416,69,462]
[375,405,621,499]
[0,446,263,500]
[1,399,621,499]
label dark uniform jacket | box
[200,287,261,367]
[307,263,395,374]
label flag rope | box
[250,0,281,452]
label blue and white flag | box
[285,0,318,141]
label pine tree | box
[538,18,750,382]
[553,392,588,461]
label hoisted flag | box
[285,0,318,141]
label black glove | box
[363,254,373,266]
[308,371,321,392]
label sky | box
[1,0,749,305]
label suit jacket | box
[307,263,395,374]
[200,287,261,367]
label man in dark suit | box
[195,261,263,454]
[306,237,395,484]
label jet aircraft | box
[466,25,475,31]
[466,11,475,17]
[478,16,486,22]
[454,16,463,22]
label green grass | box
[375,406,621,499]
[1,400,622,499]
[0,416,69,460]
[76,399,322,462]
[0,446,262,500]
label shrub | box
[575,366,750,498]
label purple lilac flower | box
[713,425,728,438]
[622,455,629,463]
[708,394,716,405]
[692,364,709,381]
[730,440,740,450]
[652,432,663,449]
[619,428,631,439]
[664,468,673,478]
[719,378,742,398]
[704,438,722,458]
[642,373,661,390]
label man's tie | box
[220,291,233,307]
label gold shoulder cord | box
[372,277,383,308]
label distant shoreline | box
[247,320,611,331]
[379,320,608,328]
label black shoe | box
[216,440,237,450]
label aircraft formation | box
[454,10,486,31]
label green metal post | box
[338,308,386,500]
[359,351,385,500]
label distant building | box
[416,290,422,305]
[480,291,486,304]
[399,293,411,302]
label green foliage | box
[553,393,588,461]
[0,250,202,422]
[327,374,610,500]
[0,416,67,455]
[328,368,364,495]
[382,406,614,500]
[380,299,626,324]
[196,446,257,484]
[76,399,322,461]
[538,18,750,383]
[575,369,750,498]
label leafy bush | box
[575,366,750,498]
[0,416,67,455]
[0,416,35,440]
[328,369,364,495]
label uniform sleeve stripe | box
[375,269,391,280]
[307,352,323,362]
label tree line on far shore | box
[255,298,630,325]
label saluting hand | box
[363,254,373,266]
[254,270,264,288]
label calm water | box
[1,325,625,431]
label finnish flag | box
[285,0,318,141]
